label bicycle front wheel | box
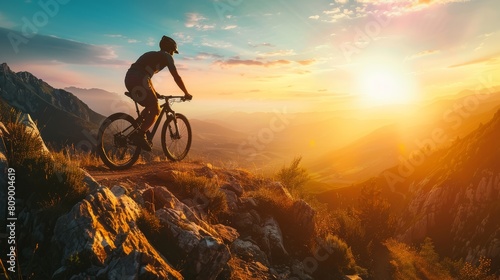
[161,113,192,161]
[97,113,141,170]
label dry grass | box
[385,239,453,280]
[167,172,228,221]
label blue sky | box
[1,0,500,113]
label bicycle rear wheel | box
[97,113,141,170]
[161,113,192,161]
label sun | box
[357,66,416,106]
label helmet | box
[159,36,179,54]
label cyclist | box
[125,35,192,151]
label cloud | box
[222,25,237,30]
[324,8,341,15]
[406,49,440,60]
[105,34,140,44]
[296,59,317,66]
[0,12,16,28]
[201,39,232,49]
[0,27,127,66]
[257,49,296,57]
[248,42,275,48]
[185,13,215,30]
[214,58,292,68]
[185,13,206,28]
[309,15,320,20]
[185,52,224,61]
[319,0,471,22]
[214,57,317,68]
[447,54,500,68]
[173,32,193,44]
[146,37,155,46]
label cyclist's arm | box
[166,55,189,95]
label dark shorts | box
[124,69,157,107]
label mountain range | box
[0,63,104,147]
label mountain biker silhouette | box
[125,35,192,151]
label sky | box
[1,0,500,114]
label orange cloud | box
[296,59,317,66]
[214,58,292,68]
[448,54,500,68]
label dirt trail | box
[84,161,207,187]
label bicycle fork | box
[167,113,181,140]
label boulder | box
[221,178,244,197]
[18,113,50,154]
[142,186,230,279]
[291,199,316,238]
[156,207,231,280]
[221,188,239,211]
[259,217,289,264]
[52,187,182,279]
[212,224,240,244]
[230,238,270,267]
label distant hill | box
[310,90,500,189]
[0,63,104,147]
[65,86,132,116]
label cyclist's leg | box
[139,79,160,131]
[139,101,160,132]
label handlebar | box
[157,95,192,102]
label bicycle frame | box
[131,96,181,142]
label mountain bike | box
[97,92,192,170]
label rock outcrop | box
[52,186,182,279]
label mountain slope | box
[0,63,105,147]
[395,109,500,269]
[319,109,500,273]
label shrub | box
[248,186,294,217]
[385,238,453,280]
[137,208,161,240]
[324,234,356,271]
[4,122,44,168]
[4,119,88,213]
[276,156,310,192]
[358,182,395,244]
[0,99,20,124]
[168,172,228,221]
[458,256,496,280]
[60,145,102,168]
